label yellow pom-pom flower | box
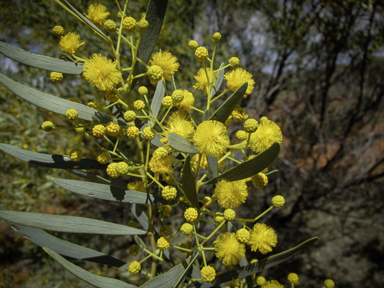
[229,57,240,67]
[213,179,248,209]
[236,228,250,244]
[105,89,119,102]
[248,223,277,254]
[195,46,209,62]
[162,186,177,201]
[158,205,172,217]
[213,232,246,265]
[106,122,120,136]
[137,14,149,32]
[244,119,258,133]
[193,68,218,95]
[122,16,136,32]
[252,173,268,189]
[161,110,195,148]
[188,40,199,50]
[41,121,55,132]
[59,32,84,54]
[175,90,195,112]
[324,279,335,288]
[236,130,247,141]
[106,163,119,178]
[147,65,164,85]
[150,51,179,81]
[288,273,299,285]
[128,261,141,275]
[162,96,173,108]
[224,209,236,221]
[171,89,184,103]
[261,280,284,288]
[257,276,266,286]
[53,26,65,37]
[272,195,285,208]
[160,225,172,237]
[126,126,139,139]
[249,117,282,153]
[224,68,255,96]
[213,32,221,42]
[69,148,83,162]
[50,72,63,83]
[149,151,175,180]
[201,266,216,283]
[153,147,168,158]
[180,223,193,235]
[138,86,148,96]
[116,162,129,175]
[134,100,145,111]
[83,54,122,91]
[96,151,110,164]
[184,208,198,222]
[84,3,110,28]
[142,127,156,140]
[124,110,136,122]
[66,109,78,121]
[232,107,247,121]
[104,19,117,33]
[157,237,170,250]
[92,124,106,137]
[193,120,229,157]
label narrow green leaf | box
[0,73,115,123]
[130,203,149,231]
[206,156,218,178]
[201,237,318,287]
[141,256,189,288]
[209,82,248,123]
[0,144,107,170]
[0,205,127,268]
[181,155,200,208]
[205,142,280,184]
[168,133,199,154]
[67,169,110,185]
[203,109,211,121]
[173,252,200,288]
[132,0,168,86]
[0,41,83,74]
[151,80,165,119]
[44,248,136,288]
[0,211,146,235]
[60,0,108,40]
[53,179,175,205]
[211,62,225,97]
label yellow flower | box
[213,179,248,209]
[83,54,122,91]
[224,68,255,96]
[248,223,277,254]
[193,68,217,95]
[149,51,179,81]
[175,90,195,112]
[193,120,229,157]
[59,32,84,54]
[249,117,282,153]
[261,280,284,288]
[161,110,195,148]
[148,150,175,180]
[213,232,246,265]
[84,3,110,28]
[200,266,216,283]
[287,273,299,285]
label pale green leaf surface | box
[0,211,146,235]
[0,73,115,123]
[181,155,200,208]
[200,237,318,287]
[53,179,175,205]
[203,109,211,121]
[0,144,107,170]
[151,80,165,119]
[211,62,225,97]
[173,252,200,288]
[168,133,199,154]
[206,156,218,178]
[209,82,248,123]
[0,205,127,268]
[44,248,135,288]
[133,0,168,86]
[130,203,149,231]
[205,142,280,184]
[0,41,83,74]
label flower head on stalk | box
[213,232,246,265]
[193,68,217,95]
[161,110,195,148]
[224,68,255,97]
[213,179,249,209]
[59,32,84,54]
[193,120,229,157]
[249,117,282,153]
[248,223,277,254]
[150,51,179,81]
[84,3,110,28]
[175,90,195,112]
[83,54,122,91]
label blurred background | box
[0,0,383,287]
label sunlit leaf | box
[211,62,225,97]
[209,82,248,123]
[151,80,165,119]
[0,41,83,74]
[168,133,199,154]
[44,248,135,288]
[0,73,115,123]
[206,156,218,178]
[0,211,146,235]
[205,142,280,184]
